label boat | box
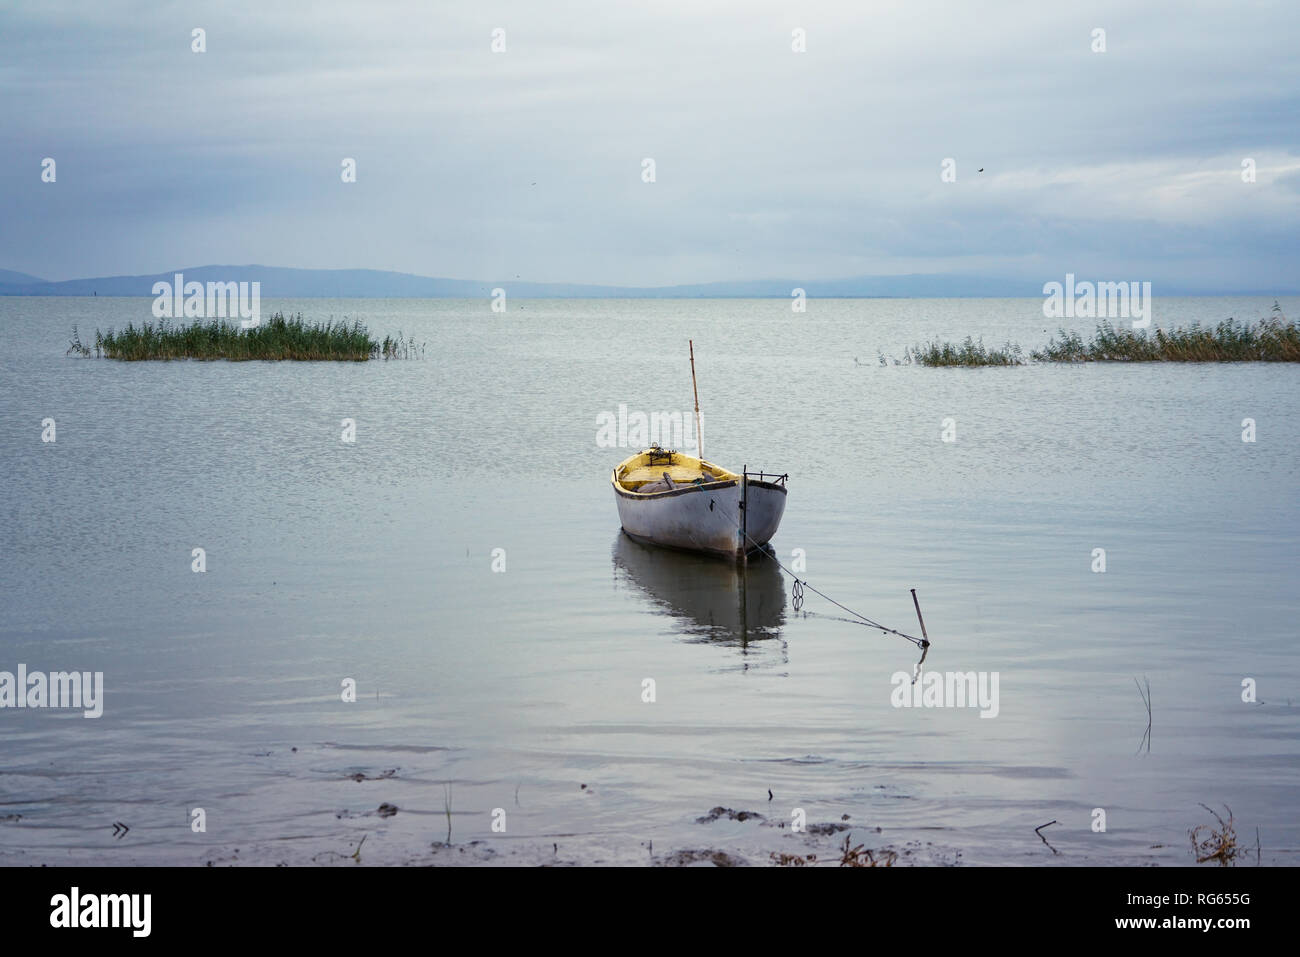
[611,447,788,559]
[609,341,788,560]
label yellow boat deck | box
[613,449,738,493]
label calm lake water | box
[1,295,1297,866]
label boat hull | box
[613,475,787,559]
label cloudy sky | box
[3,0,1298,290]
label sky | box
[2,0,1298,290]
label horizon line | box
[1,264,1297,299]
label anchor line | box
[724,488,928,649]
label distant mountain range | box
[0,265,1038,298]
[0,269,47,285]
[0,265,1290,298]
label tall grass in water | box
[80,312,423,361]
[907,337,1025,367]
[909,309,1300,366]
[1033,317,1300,362]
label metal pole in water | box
[910,588,931,645]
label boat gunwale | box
[610,474,788,500]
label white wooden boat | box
[611,446,788,560]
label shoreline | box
[7,808,1272,867]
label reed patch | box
[70,312,424,361]
[1189,804,1240,866]
[1032,317,1300,362]
[905,312,1300,366]
[907,338,1024,367]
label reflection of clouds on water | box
[611,532,787,649]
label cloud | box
[1,0,1297,288]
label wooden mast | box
[688,339,703,461]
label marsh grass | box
[378,330,426,360]
[909,310,1300,366]
[907,337,1024,367]
[837,833,897,867]
[1190,804,1240,866]
[1033,317,1300,363]
[79,312,424,361]
[769,834,898,867]
[66,325,91,357]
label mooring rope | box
[724,492,929,648]
[777,561,929,648]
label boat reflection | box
[612,532,787,648]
